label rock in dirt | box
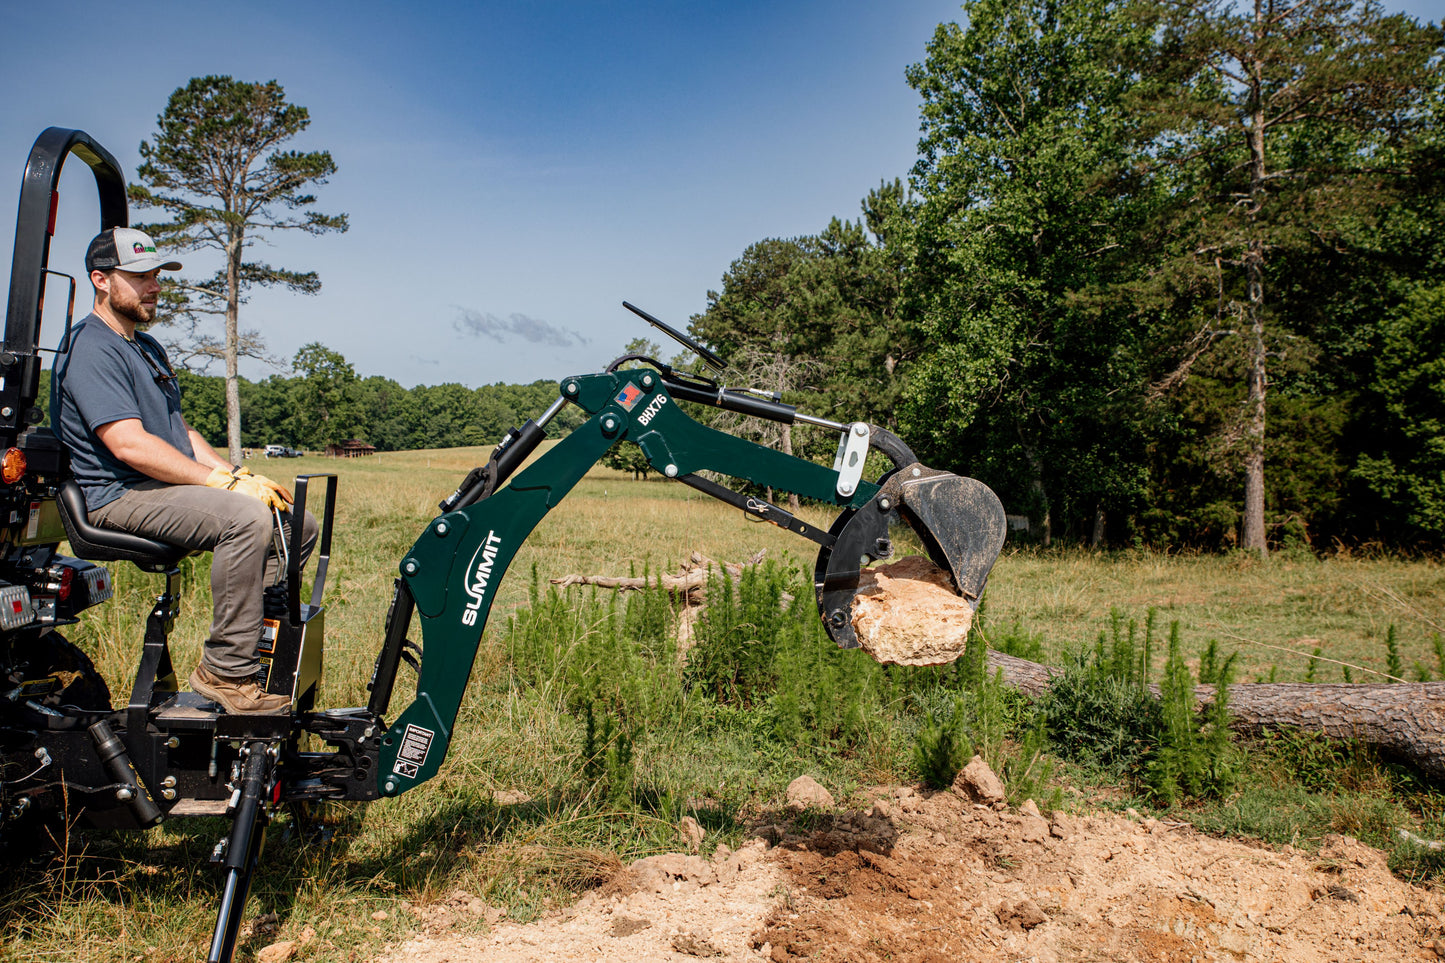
[849,555,975,666]
[679,815,705,852]
[996,897,1049,931]
[610,915,652,937]
[630,852,716,888]
[786,775,835,811]
[256,941,297,963]
[953,754,1006,806]
[671,929,723,956]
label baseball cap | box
[85,228,183,275]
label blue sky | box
[3,0,1439,390]
[2,0,967,388]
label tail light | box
[57,567,74,602]
[0,584,35,630]
[2,448,26,484]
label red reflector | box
[58,568,74,602]
[10,600,22,614]
[2,448,26,484]
[48,189,59,236]
[271,779,283,804]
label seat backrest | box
[56,479,190,573]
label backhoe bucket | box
[815,467,1006,650]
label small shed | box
[326,439,376,458]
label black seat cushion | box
[56,480,190,572]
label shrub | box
[913,699,973,789]
[1144,621,1239,805]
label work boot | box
[189,664,291,715]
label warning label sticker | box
[392,723,436,779]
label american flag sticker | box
[616,383,644,411]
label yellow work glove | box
[204,466,290,511]
[233,466,293,507]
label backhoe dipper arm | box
[376,369,877,796]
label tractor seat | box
[56,479,191,573]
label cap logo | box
[133,242,146,254]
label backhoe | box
[0,128,1005,961]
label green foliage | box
[1145,622,1238,805]
[289,341,361,447]
[1043,651,1162,775]
[1353,282,1445,541]
[1042,608,1239,801]
[1386,624,1403,681]
[688,184,917,461]
[1043,610,1164,775]
[581,703,636,808]
[175,358,584,452]
[900,0,1158,543]
[912,700,973,790]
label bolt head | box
[565,382,578,394]
[665,464,678,477]
[403,559,419,575]
[435,521,449,536]
[641,374,654,387]
[839,483,855,495]
[853,422,868,436]
[878,497,892,511]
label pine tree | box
[130,76,348,463]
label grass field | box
[3,445,1443,962]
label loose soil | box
[371,781,1445,963]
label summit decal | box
[460,530,504,626]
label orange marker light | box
[1,448,26,484]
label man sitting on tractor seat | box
[51,228,317,714]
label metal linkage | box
[677,473,836,548]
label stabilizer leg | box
[207,740,274,963]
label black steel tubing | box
[368,580,415,718]
[661,380,797,424]
[87,719,163,826]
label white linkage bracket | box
[833,422,870,498]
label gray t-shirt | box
[51,315,195,511]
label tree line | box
[688,0,1445,553]
[160,343,585,454]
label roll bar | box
[1,127,129,444]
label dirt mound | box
[374,778,1445,963]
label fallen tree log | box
[988,650,1445,783]
[551,554,1445,782]
[550,551,793,603]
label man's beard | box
[110,290,155,326]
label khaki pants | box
[92,481,318,677]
